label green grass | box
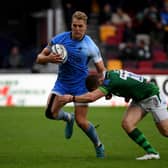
[0,106,167,168]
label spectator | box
[5,45,24,68]
[122,21,136,43]
[111,7,131,26]
[98,3,112,25]
[135,3,161,37]
[119,42,136,60]
[135,39,152,60]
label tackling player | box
[59,70,168,160]
[36,11,106,158]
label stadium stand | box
[1,0,168,75]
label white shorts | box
[132,92,168,123]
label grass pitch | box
[0,106,167,168]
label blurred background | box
[0,0,168,106]
[1,0,168,73]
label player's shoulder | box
[83,34,97,47]
[55,31,70,37]
[51,31,70,44]
[84,34,94,42]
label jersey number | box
[119,70,144,82]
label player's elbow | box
[36,55,41,63]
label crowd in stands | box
[93,0,168,73]
[57,0,167,74]
[1,0,168,73]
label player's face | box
[71,18,87,40]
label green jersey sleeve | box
[99,70,159,101]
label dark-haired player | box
[59,70,168,160]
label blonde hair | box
[72,11,88,24]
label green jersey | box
[99,70,159,101]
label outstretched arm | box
[58,89,106,104]
[73,89,105,103]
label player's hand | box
[105,93,112,100]
[58,95,73,104]
[49,53,63,63]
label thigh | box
[122,103,146,125]
[156,118,168,136]
[47,93,65,116]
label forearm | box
[36,51,63,64]
[72,89,105,103]
[36,54,50,64]
[72,93,95,103]
[36,47,51,64]
[58,90,105,104]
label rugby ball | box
[51,44,68,63]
